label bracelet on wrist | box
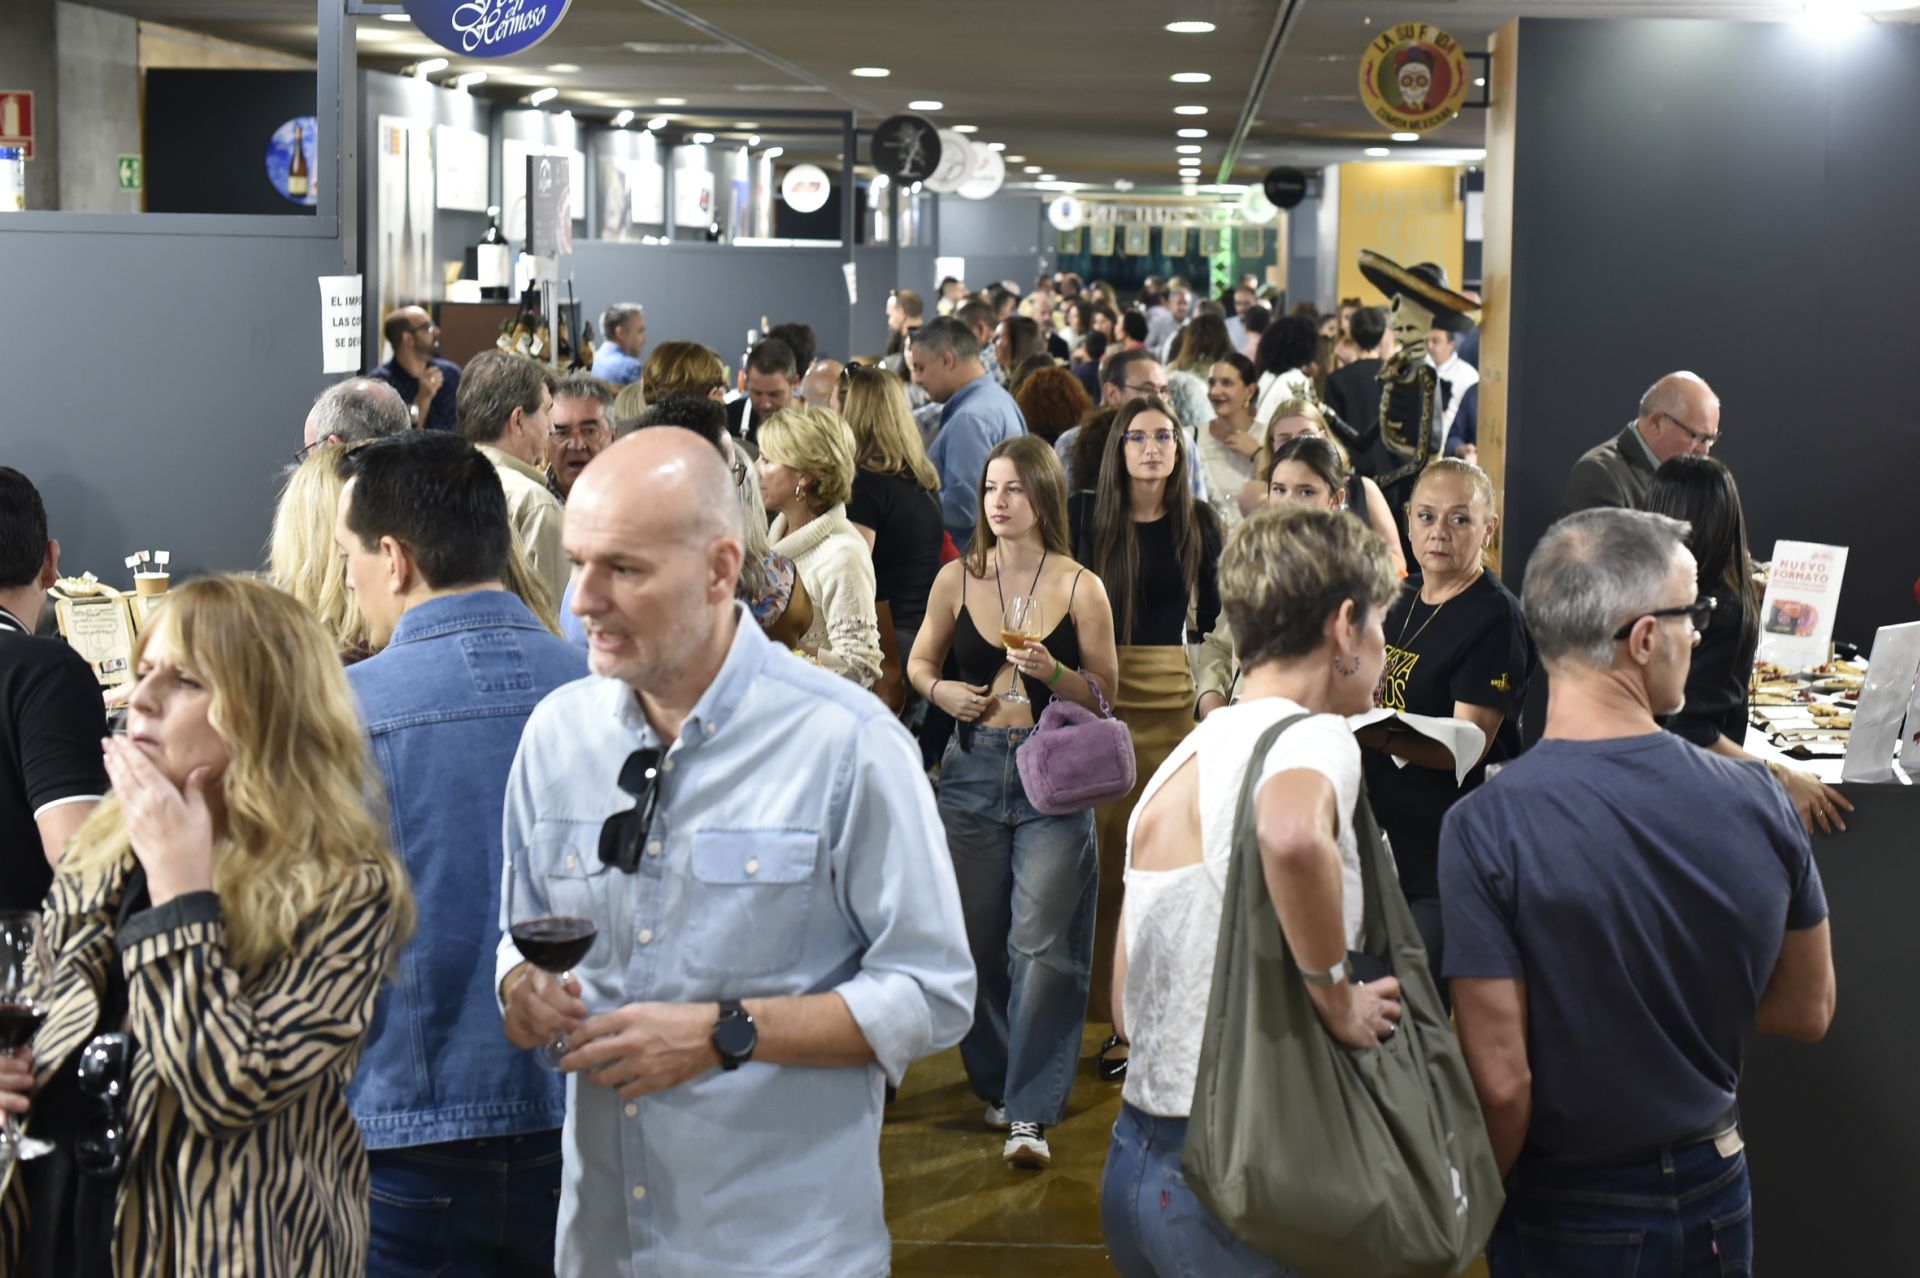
[927,679,941,703]
[1045,660,1066,688]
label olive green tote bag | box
[1180,714,1504,1278]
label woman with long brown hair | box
[1069,395,1223,1079]
[908,436,1119,1170]
[0,575,415,1276]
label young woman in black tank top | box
[907,437,1118,1171]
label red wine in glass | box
[0,1001,44,1052]
[510,917,598,973]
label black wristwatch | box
[712,999,757,1071]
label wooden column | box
[1479,19,1519,573]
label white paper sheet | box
[1347,708,1487,786]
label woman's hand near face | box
[103,735,216,905]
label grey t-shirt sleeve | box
[1438,797,1524,980]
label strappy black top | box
[952,567,1086,709]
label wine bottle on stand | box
[286,123,310,199]
[477,206,511,301]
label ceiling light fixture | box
[646,115,669,130]
[413,57,448,77]
[381,12,411,21]
[953,124,978,133]
[691,132,715,144]
[547,63,580,73]
[612,110,635,127]
[1391,131,1420,142]
[656,96,686,106]
[765,146,785,158]
[747,134,761,146]
[1176,144,1203,154]
[1174,105,1208,115]
[1177,128,1208,138]
[908,99,943,111]
[1170,72,1212,83]
[988,142,1006,151]
[1007,154,1026,162]
[1023,165,1042,173]
[1473,77,1486,88]
[1165,20,1217,34]
[732,121,758,129]
[1039,173,1057,181]
[1365,146,1391,157]
[851,67,891,78]
[454,70,487,89]
[528,87,559,105]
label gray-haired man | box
[592,302,647,386]
[301,377,411,459]
[1442,507,1834,1277]
[910,316,1026,548]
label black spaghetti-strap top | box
[952,569,1086,709]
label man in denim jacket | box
[336,433,588,1274]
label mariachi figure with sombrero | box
[1357,249,1480,490]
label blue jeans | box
[1488,1137,1753,1278]
[938,726,1096,1125]
[367,1131,563,1278]
[1101,1103,1303,1278]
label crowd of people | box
[0,266,1840,1277]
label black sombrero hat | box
[1357,249,1480,332]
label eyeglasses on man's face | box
[1659,410,1720,449]
[550,421,611,447]
[1122,381,1171,398]
[1612,595,1716,641]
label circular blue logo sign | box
[404,0,573,59]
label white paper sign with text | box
[319,274,362,374]
[1756,540,1848,671]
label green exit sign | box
[117,154,141,190]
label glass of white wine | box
[999,596,1043,705]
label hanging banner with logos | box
[1200,226,1227,256]
[1089,225,1115,257]
[1237,224,1264,257]
[405,0,572,59]
[1122,224,1150,256]
[871,114,940,182]
[1756,540,1849,671]
[1162,225,1188,256]
[318,274,363,374]
[1056,226,1083,254]
[1359,22,1471,132]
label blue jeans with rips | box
[938,726,1097,1126]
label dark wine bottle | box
[477,205,511,301]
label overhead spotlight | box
[988,142,1006,151]
[747,134,761,146]
[656,96,686,105]
[1473,77,1486,87]
[1006,154,1026,162]
[381,12,411,20]
[529,87,559,105]
[1174,105,1208,115]
[851,67,891,78]
[691,131,715,144]
[1177,128,1208,138]
[953,124,978,133]
[1165,20,1216,33]
[547,63,581,73]
[1391,132,1420,142]
[1176,144,1203,154]
[646,115,670,130]
[1039,173,1057,181]
[455,71,487,89]
[612,110,635,127]
[1022,165,1042,173]
[413,57,449,77]
[1170,72,1212,83]
[1364,146,1391,157]
[764,146,784,158]
[908,99,943,111]
[733,121,758,129]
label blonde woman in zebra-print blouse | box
[0,577,414,1276]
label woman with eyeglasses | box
[839,365,946,698]
[907,435,1119,1170]
[1646,456,1851,835]
[1069,395,1223,1081]
[1357,459,1537,981]
[0,575,415,1277]
[757,405,884,689]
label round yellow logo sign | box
[1358,22,1471,133]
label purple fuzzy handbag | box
[1015,676,1136,816]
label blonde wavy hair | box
[758,405,857,511]
[504,538,561,635]
[59,576,416,970]
[641,341,726,404]
[838,365,939,492]
[268,443,367,655]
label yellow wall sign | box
[1335,164,1465,307]
[1358,22,1470,132]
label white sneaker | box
[1003,1121,1051,1169]
[983,1102,1008,1129]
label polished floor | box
[881,1026,1491,1277]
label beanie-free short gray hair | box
[310,378,410,443]
[1523,508,1692,668]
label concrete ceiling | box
[97,0,1920,192]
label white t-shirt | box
[1119,697,1366,1119]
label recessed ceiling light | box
[953,124,978,134]
[1039,173,1057,181]
[765,146,784,158]
[528,87,559,105]
[454,71,487,88]
[1365,146,1391,157]
[656,97,686,105]
[380,11,410,21]
[1391,131,1420,142]
[747,134,760,145]
[1170,72,1212,83]
[908,99,943,111]
[1177,128,1208,138]
[1176,144,1203,154]
[547,63,580,73]
[1165,20,1217,34]
[646,115,669,130]
[1174,105,1208,115]
[851,67,891,78]
[988,142,1006,151]
[612,110,635,127]
[733,121,758,129]
[1006,155,1026,162]
[414,57,449,76]
[1023,165,1042,173]
[691,132,715,144]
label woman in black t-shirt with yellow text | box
[1360,459,1537,978]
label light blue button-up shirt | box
[495,605,975,1278]
[928,372,1026,550]
[591,340,645,386]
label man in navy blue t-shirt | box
[1441,507,1835,1278]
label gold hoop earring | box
[794,483,805,502]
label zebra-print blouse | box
[0,851,402,1276]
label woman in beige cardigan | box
[757,405,884,688]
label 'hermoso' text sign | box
[404,0,572,59]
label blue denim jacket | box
[346,590,589,1149]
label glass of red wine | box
[0,910,54,1161]
[507,867,597,1071]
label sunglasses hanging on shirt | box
[598,748,663,873]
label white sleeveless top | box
[1120,697,1365,1118]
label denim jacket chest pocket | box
[685,829,820,977]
